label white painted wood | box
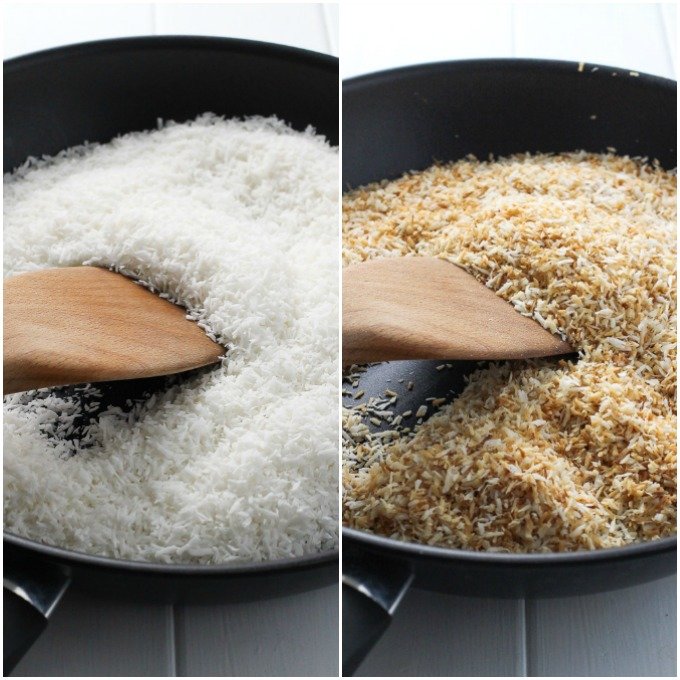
[3,3,337,60]
[3,3,154,59]
[154,2,333,54]
[340,3,514,78]
[12,589,175,677]
[341,2,674,80]
[512,2,674,78]
[526,575,677,677]
[175,585,339,676]
[322,2,340,56]
[355,589,525,677]
[660,2,677,76]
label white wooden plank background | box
[5,3,339,677]
[344,2,677,677]
[3,2,340,58]
[526,575,677,677]
[356,591,526,677]
[340,2,676,79]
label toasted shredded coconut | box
[343,152,676,553]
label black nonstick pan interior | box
[4,35,339,171]
[4,34,338,565]
[343,58,675,187]
[4,34,339,573]
[5,35,338,572]
[4,35,339,673]
[342,58,677,561]
[342,58,677,586]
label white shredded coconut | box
[4,114,339,564]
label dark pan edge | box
[5,530,338,574]
[343,57,677,91]
[3,34,338,72]
[343,526,676,565]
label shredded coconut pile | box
[343,152,676,552]
[4,114,338,564]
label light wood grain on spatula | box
[342,257,573,365]
[3,267,224,394]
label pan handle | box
[342,552,413,676]
[3,561,71,675]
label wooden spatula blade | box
[4,267,224,394]
[342,257,573,365]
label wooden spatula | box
[342,257,573,365]
[4,267,224,394]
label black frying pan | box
[341,59,677,675]
[3,36,338,674]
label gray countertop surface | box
[13,576,675,676]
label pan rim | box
[343,56,677,90]
[343,526,676,564]
[5,530,338,574]
[3,34,339,576]
[3,34,338,72]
